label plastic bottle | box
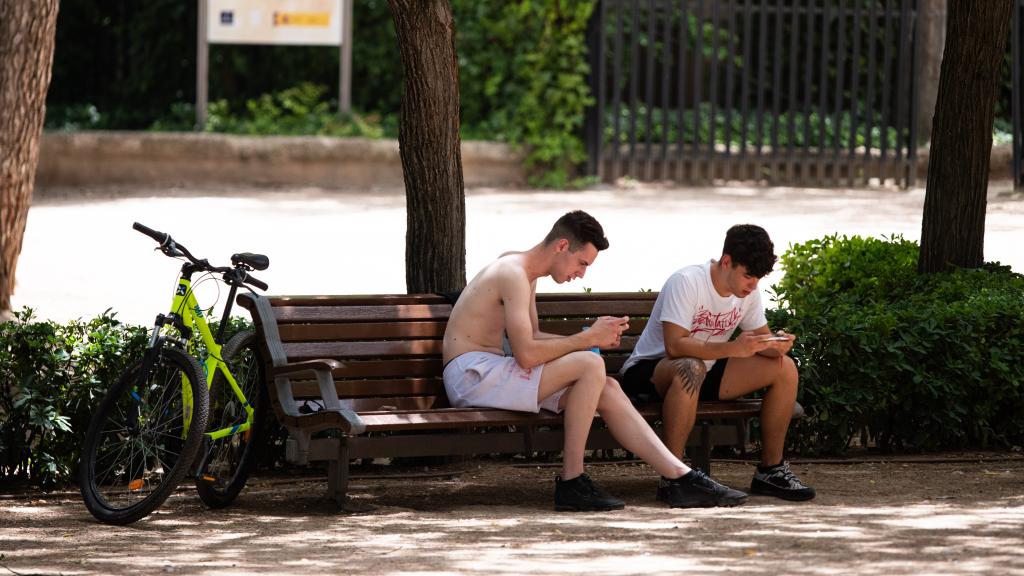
[582,325,601,354]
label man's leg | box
[649,357,707,460]
[598,377,747,507]
[537,350,608,480]
[717,354,798,466]
[594,378,689,479]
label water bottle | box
[582,325,601,354]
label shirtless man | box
[442,210,747,511]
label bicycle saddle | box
[231,252,269,271]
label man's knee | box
[667,357,707,396]
[777,355,798,387]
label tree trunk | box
[387,0,467,293]
[919,0,1012,274]
[0,0,60,316]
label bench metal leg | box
[691,422,712,474]
[327,440,350,506]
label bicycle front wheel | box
[79,346,209,525]
[195,330,269,508]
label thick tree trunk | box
[919,0,1012,273]
[387,0,467,293]
[0,0,60,316]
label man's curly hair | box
[722,224,776,278]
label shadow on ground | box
[2,457,1023,575]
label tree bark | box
[919,0,1012,274]
[387,0,467,293]
[0,0,60,316]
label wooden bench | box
[238,291,771,504]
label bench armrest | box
[272,358,366,435]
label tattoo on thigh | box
[672,358,706,396]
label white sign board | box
[207,0,343,46]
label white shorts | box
[443,351,566,414]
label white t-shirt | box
[622,260,768,372]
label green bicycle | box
[79,222,270,524]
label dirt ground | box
[2,452,1023,575]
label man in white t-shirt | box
[621,224,815,502]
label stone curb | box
[36,131,527,190]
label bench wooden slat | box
[279,321,447,342]
[292,377,446,399]
[538,318,648,336]
[269,294,450,306]
[534,300,657,317]
[308,358,443,378]
[282,340,443,359]
[354,400,763,432]
[274,304,452,323]
[535,293,658,302]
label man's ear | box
[554,238,570,253]
[720,254,733,268]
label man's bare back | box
[442,253,529,365]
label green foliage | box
[0,310,147,488]
[768,235,1024,454]
[0,309,260,489]
[454,1,595,187]
[605,105,904,150]
[203,83,387,138]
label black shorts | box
[621,357,729,402]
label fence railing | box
[584,0,919,188]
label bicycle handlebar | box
[132,222,268,291]
[243,274,269,291]
[132,222,169,245]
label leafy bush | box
[0,309,147,488]
[769,235,1024,454]
[203,83,387,139]
[0,309,263,489]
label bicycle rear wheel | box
[195,330,269,508]
[79,346,209,525]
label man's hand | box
[759,330,795,355]
[732,331,776,357]
[587,315,630,350]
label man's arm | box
[501,266,623,368]
[664,323,790,359]
[528,284,565,340]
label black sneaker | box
[657,469,748,508]
[554,473,626,512]
[750,461,816,501]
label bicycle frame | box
[148,271,254,442]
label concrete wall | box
[35,131,527,190]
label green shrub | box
[0,309,263,489]
[769,235,1024,454]
[0,309,147,488]
[203,83,387,139]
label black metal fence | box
[1013,0,1024,188]
[584,0,919,188]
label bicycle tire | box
[195,330,269,508]
[79,345,209,525]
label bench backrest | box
[239,292,657,416]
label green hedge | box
[769,235,1024,454]
[0,310,147,488]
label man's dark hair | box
[722,224,776,278]
[544,210,609,251]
